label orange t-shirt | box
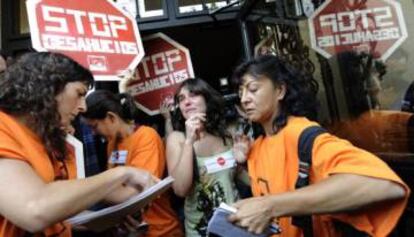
[107,125,182,237]
[0,111,75,237]
[248,116,410,237]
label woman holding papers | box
[166,78,248,237]
[0,52,155,237]
[228,55,409,236]
[83,90,183,237]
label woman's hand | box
[160,97,174,120]
[113,215,148,237]
[105,167,159,204]
[232,133,251,163]
[118,69,135,93]
[124,167,159,191]
[228,196,277,235]
[184,113,206,144]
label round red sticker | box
[217,157,226,166]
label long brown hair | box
[0,52,94,161]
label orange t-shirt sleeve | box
[128,127,165,178]
[312,133,410,236]
[0,122,28,162]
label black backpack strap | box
[296,126,326,189]
[292,126,326,237]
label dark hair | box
[83,90,140,122]
[0,52,94,161]
[173,78,230,142]
[232,55,318,133]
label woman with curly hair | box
[0,52,155,237]
[228,55,408,237]
[166,78,248,237]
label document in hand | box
[66,176,174,232]
[207,203,281,237]
[66,134,85,179]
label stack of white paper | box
[67,176,174,231]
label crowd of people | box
[0,51,410,237]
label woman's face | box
[85,117,117,139]
[55,81,88,127]
[238,74,285,124]
[177,87,207,120]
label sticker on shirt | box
[204,153,236,174]
[109,150,128,165]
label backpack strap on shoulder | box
[296,126,327,189]
[292,126,326,237]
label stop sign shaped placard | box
[125,33,194,115]
[309,0,407,61]
[26,0,144,81]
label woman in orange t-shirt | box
[0,52,155,237]
[228,55,409,237]
[83,90,183,237]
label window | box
[18,0,29,34]
[112,0,138,17]
[177,0,239,14]
[137,0,164,18]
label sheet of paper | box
[66,176,174,232]
[66,134,85,179]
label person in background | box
[72,116,105,177]
[229,55,409,236]
[0,52,155,237]
[166,78,248,237]
[329,51,414,153]
[82,90,183,237]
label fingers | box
[184,113,206,141]
[228,213,264,234]
[125,215,142,230]
[227,213,238,223]
[227,206,268,235]
[118,217,140,234]
[126,168,158,190]
[118,70,135,93]
[151,175,160,183]
[186,113,206,122]
[160,98,175,115]
[232,134,250,163]
[123,219,136,233]
[144,175,159,189]
[254,221,268,234]
[185,113,206,129]
[248,218,268,234]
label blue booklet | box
[207,203,281,237]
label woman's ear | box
[106,111,118,123]
[277,84,287,100]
